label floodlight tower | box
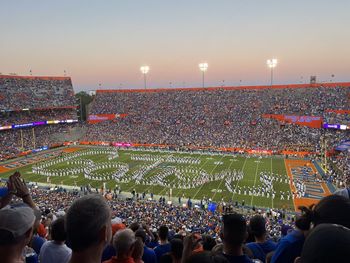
[199,62,208,88]
[267,59,278,87]
[140,65,150,89]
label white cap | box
[0,206,36,238]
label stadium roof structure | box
[96,82,350,93]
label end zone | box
[284,159,332,212]
[62,147,82,153]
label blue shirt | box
[221,253,254,263]
[31,235,46,255]
[147,241,159,249]
[246,240,277,262]
[101,244,116,262]
[143,245,157,263]
[271,230,305,263]
[154,243,171,262]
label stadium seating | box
[0,75,76,110]
[0,75,78,160]
[85,85,349,152]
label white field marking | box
[158,157,211,196]
[192,155,225,200]
[250,161,260,206]
[231,157,248,200]
[211,156,235,200]
[271,157,274,208]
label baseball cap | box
[0,206,36,239]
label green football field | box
[0,146,294,210]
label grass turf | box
[0,147,294,210]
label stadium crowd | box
[86,86,349,152]
[327,152,350,187]
[0,109,77,126]
[0,124,78,161]
[0,76,76,110]
[0,83,348,186]
[0,76,78,160]
[0,172,349,263]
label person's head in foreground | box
[66,194,112,263]
[158,225,169,242]
[112,228,136,262]
[295,194,350,232]
[220,213,254,263]
[248,215,267,241]
[0,206,36,263]
[51,217,67,243]
[131,238,144,263]
[295,223,350,263]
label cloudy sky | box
[1,0,349,91]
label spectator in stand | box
[185,251,229,263]
[219,213,253,263]
[295,224,350,263]
[135,229,157,263]
[0,76,75,110]
[30,218,47,255]
[103,228,136,263]
[39,217,71,263]
[334,187,350,199]
[0,206,37,263]
[160,238,183,263]
[102,217,126,262]
[271,194,350,263]
[0,172,36,209]
[147,232,159,249]
[132,239,145,263]
[154,226,172,262]
[66,195,112,263]
[246,215,277,262]
[201,235,216,252]
[85,85,349,157]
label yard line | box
[157,156,209,196]
[67,152,111,186]
[211,156,234,200]
[39,150,128,188]
[192,155,225,200]
[270,157,274,208]
[231,156,248,200]
[127,153,172,193]
[250,161,260,206]
[123,152,165,191]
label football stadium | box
[1,2,350,263]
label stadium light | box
[267,59,277,87]
[140,65,150,89]
[199,62,208,88]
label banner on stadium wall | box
[262,114,322,128]
[88,113,128,124]
[248,149,273,155]
[323,123,349,130]
[0,119,78,131]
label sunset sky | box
[1,0,349,92]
